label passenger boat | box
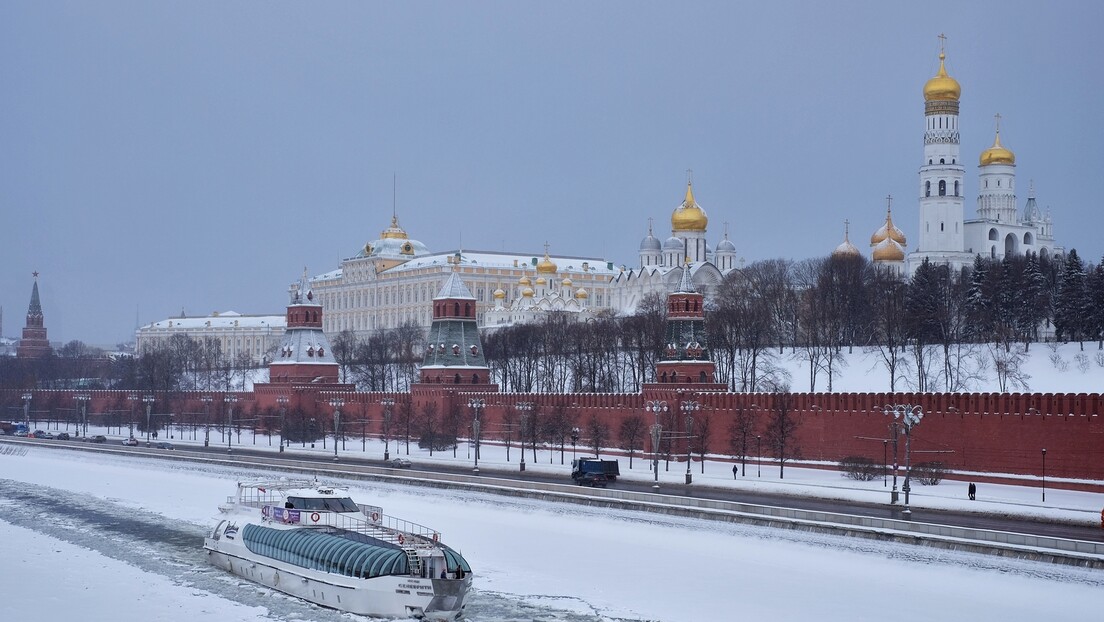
[203,480,472,620]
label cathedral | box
[863,40,1062,275]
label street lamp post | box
[74,394,90,438]
[224,395,238,453]
[22,392,32,436]
[570,427,579,461]
[275,396,289,453]
[517,402,533,472]
[885,403,924,517]
[329,398,344,462]
[882,405,903,504]
[883,439,888,487]
[756,435,761,477]
[143,395,155,446]
[645,400,668,490]
[381,398,395,461]
[200,396,212,447]
[680,400,700,485]
[468,398,484,474]
[1041,448,1047,503]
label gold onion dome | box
[521,287,534,298]
[561,277,573,288]
[923,52,961,102]
[872,238,906,262]
[870,209,907,246]
[832,223,861,258]
[671,182,708,232]
[493,288,506,300]
[379,215,410,240]
[535,277,547,286]
[979,130,1015,166]
[536,251,558,274]
[518,275,531,286]
[575,287,589,299]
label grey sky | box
[3,1,1101,345]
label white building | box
[135,311,285,363]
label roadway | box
[9,436,1104,544]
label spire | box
[676,258,695,294]
[434,272,476,300]
[27,274,42,317]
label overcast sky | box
[3,1,1102,346]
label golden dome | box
[832,222,861,258]
[561,277,573,288]
[536,249,558,274]
[493,288,506,300]
[379,215,410,240]
[923,52,961,102]
[979,130,1015,166]
[518,275,531,286]
[575,287,589,300]
[872,238,905,262]
[521,287,534,298]
[671,182,708,232]
[535,277,547,286]
[870,208,907,246]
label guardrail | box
[6,437,1102,568]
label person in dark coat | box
[968,482,977,500]
[732,464,738,479]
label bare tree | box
[618,414,645,468]
[585,414,610,458]
[694,413,713,474]
[763,391,800,479]
[727,405,758,476]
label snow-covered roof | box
[433,272,476,300]
[141,312,285,331]
[384,249,618,276]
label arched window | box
[954,180,959,196]
[699,371,707,383]
[938,180,946,196]
[454,374,461,384]
[990,245,996,258]
[453,302,460,316]
[472,374,479,384]
[925,181,931,197]
[940,158,945,164]
[928,159,933,165]
[988,228,999,241]
[1024,232,1034,246]
[661,372,668,383]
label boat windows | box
[285,496,360,513]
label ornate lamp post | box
[224,395,238,453]
[885,403,924,517]
[680,400,700,485]
[200,395,212,447]
[142,395,155,446]
[468,398,484,474]
[329,397,345,462]
[22,392,32,436]
[381,397,395,460]
[645,400,668,490]
[74,394,91,438]
[882,404,903,504]
[517,402,533,472]
[756,434,761,477]
[1041,448,1047,503]
[275,395,289,453]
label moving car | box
[90,435,107,443]
[388,457,413,468]
[55,432,70,440]
[32,430,48,439]
[575,472,609,488]
[122,437,139,446]
[154,442,175,450]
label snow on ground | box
[1,435,1101,622]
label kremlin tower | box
[418,271,496,388]
[654,263,722,387]
[17,274,50,359]
[267,270,340,384]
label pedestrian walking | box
[732,464,738,479]
[968,482,977,501]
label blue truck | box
[571,458,620,482]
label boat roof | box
[236,479,350,498]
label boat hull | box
[204,536,470,620]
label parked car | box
[90,435,107,443]
[55,432,70,441]
[122,437,139,446]
[32,430,48,439]
[575,472,609,488]
[389,457,413,468]
[153,442,175,450]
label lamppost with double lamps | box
[883,439,888,487]
[570,427,580,461]
[645,400,668,490]
[885,403,924,517]
[381,398,395,460]
[680,400,699,485]
[200,396,213,447]
[74,394,90,438]
[468,398,484,473]
[517,402,533,472]
[275,396,289,453]
[22,392,32,436]
[756,435,761,477]
[1041,448,1047,503]
[143,395,155,446]
[329,397,345,462]
[224,395,238,453]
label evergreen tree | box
[1054,249,1087,347]
[1017,252,1047,348]
[964,255,991,341]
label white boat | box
[203,479,472,620]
